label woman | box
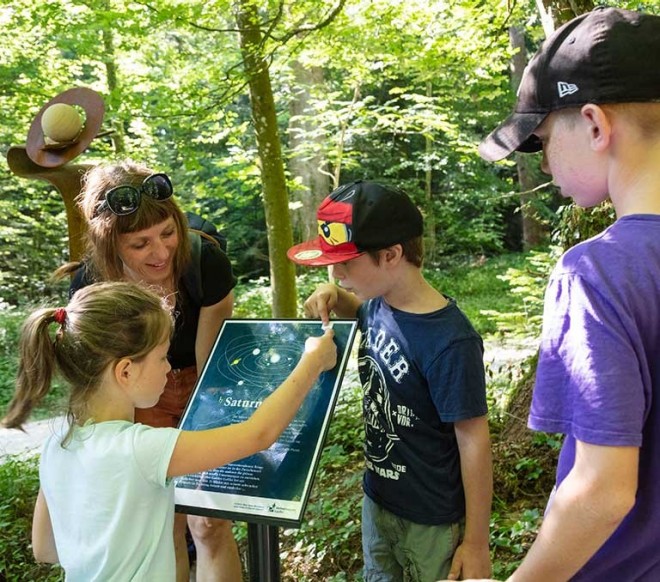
[57,160,241,581]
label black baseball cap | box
[479,7,660,162]
[287,180,423,267]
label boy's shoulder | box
[553,215,660,282]
[366,294,480,337]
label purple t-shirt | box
[529,214,660,580]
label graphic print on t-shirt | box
[360,327,418,481]
[361,355,399,463]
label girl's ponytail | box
[2,282,173,440]
[2,308,62,429]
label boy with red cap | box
[471,7,660,581]
[288,180,492,581]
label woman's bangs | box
[116,197,174,234]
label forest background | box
[1,0,658,580]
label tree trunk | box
[537,0,595,30]
[288,61,330,242]
[235,0,297,318]
[100,0,125,155]
[424,81,437,262]
[509,26,546,250]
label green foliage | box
[233,276,275,319]
[480,247,561,339]
[553,201,616,251]
[1,0,656,306]
[0,308,22,415]
[427,252,533,336]
[233,270,331,319]
[284,0,523,254]
[514,456,545,482]
[486,352,538,422]
[0,0,535,305]
[490,508,542,579]
[0,456,63,581]
[280,379,364,580]
[293,270,334,313]
[489,431,563,577]
[234,252,534,336]
[0,180,71,306]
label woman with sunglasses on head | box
[55,160,242,582]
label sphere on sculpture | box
[41,103,83,143]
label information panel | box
[174,319,358,528]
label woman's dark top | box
[70,240,237,369]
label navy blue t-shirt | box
[358,297,487,524]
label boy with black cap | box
[288,180,492,581]
[472,7,660,582]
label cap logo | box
[557,81,579,98]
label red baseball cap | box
[287,180,423,267]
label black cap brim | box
[478,111,547,161]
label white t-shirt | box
[40,420,181,581]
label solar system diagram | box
[185,321,320,431]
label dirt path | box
[484,336,538,370]
[0,417,66,462]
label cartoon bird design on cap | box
[318,220,353,247]
[316,193,354,248]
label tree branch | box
[270,0,347,43]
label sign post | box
[247,524,280,582]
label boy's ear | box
[383,244,403,264]
[580,104,612,152]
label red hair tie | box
[53,308,67,325]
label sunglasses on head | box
[96,173,174,216]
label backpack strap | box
[183,214,226,306]
[185,211,227,252]
[189,228,221,247]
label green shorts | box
[361,494,463,582]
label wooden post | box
[6,146,90,262]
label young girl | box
[2,281,336,581]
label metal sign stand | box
[248,523,281,581]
